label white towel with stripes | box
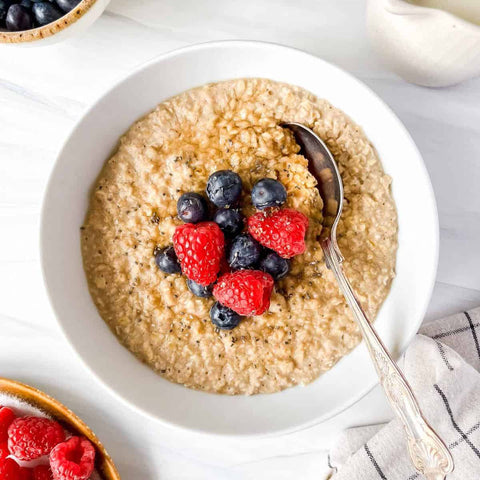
[328,308,480,479]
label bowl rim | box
[40,39,439,438]
[0,0,99,44]
[0,377,120,479]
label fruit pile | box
[0,405,95,480]
[0,0,80,32]
[154,170,309,330]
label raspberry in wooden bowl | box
[0,377,120,480]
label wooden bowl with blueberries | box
[0,0,110,45]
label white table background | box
[1,1,480,478]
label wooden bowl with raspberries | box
[0,377,120,480]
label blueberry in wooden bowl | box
[0,0,110,45]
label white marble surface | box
[1,1,480,478]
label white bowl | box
[41,40,438,436]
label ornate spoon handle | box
[323,239,454,479]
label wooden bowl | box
[0,0,110,45]
[0,377,120,480]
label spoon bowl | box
[282,122,343,243]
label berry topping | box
[248,208,309,258]
[259,252,290,281]
[154,246,181,274]
[206,170,242,207]
[31,2,62,27]
[213,270,274,316]
[251,178,287,210]
[49,437,95,480]
[218,255,231,276]
[173,222,225,286]
[176,192,208,224]
[187,279,213,298]
[0,458,21,479]
[210,302,242,330]
[213,208,244,238]
[227,234,262,270]
[33,466,53,480]
[0,407,15,442]
[5,4,32,31]
[8,417,65,461]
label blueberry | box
[259,252,290,281]
[251,178,287,210]
[32,1,62,26]
[55,0,81,12]
[206,170,242,208]
[20,0,32,8]
[210,302,242,330]
[154,246,181,274]
[0,0,11,25]
[5,4,32,30]
[187,278,213,298]
[213,208,244,238]
[228,234,262,270]
[177,192,208,224]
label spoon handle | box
[322,238,454,479]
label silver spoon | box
[283,122,454,480]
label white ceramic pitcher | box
[366,0,480,87]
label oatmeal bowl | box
[41,41,438,436]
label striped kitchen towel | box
[328,307,480,479]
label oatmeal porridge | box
[81,78,398,395]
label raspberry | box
[213,270,274,316]
[173,222,225,286]
[248,208,309,258]
[0,440,9,461]
[0,458,20,479]
[19,467,33,480]
[33,465,53,480]
[49,437,95,480]
[0,407,16,442]
[8,417,65,461]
